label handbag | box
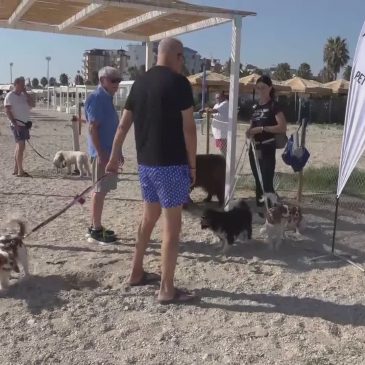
[274,133,288,149]
[282,133,310,172]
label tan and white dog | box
[260,203,305,250]
[53,151,91,177]
[0,220,29,290]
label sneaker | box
[86,226,115,238]
[87,228,117,245]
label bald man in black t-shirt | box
[106,38,198,305]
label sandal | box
[17,172,32,178]
[157,288,200,305]
[129,271,161,287]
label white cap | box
[98,66,121,80]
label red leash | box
[24,170,122,239]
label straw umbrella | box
[188,71,230,103]
[324,79,349,95]
[284,76,332,95]
[284,76,332,113]
[239,73,291,99]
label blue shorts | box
[11,125,30,142]
[138,165,191,208]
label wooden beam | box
[58,3,105,32]
[0,21,147,41]
[149,17,230,41]
[8,0,36,25]
[105,10,167,36]
[94,0,250,19]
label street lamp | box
[9,62,13,83]
[46,56,51,109]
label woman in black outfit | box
[246,75,287,207]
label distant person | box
[246,75,287,208]
[209,92,229,157]
[85,66,122,244]
[4,77,35,177]
[106,37,198,305]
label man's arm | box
[182,106,197,184]
[24,90,35,108]
[5,105,16,125]
[89,123,104,158]
[106,109,133,172]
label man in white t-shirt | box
[210,92,229,157]
[4,77,35,177]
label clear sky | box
[0,0,364,83]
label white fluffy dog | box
[53,151,91,177]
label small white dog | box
[0,220,29,290]
[53,151,91,177]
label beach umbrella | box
[284,77,332,95]
[324,79,350,95]
[239,73,291,94]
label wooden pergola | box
[0,0,256,208]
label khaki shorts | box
[91,157,118,193]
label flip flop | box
[17,172,32,178]
[129,271,161,287]
[157,288,200,305]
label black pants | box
[249,143,276,205]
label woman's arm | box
[263,111,287,134]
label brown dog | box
[190,154,226,206]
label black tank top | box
[251,101,281,143]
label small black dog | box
[190,154,226,205]
[200,199,252,253]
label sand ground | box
[0,109,365,365]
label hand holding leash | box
[105,158,119,175]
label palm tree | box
[31,78,39,88]
[273,63,292,81]
[49,77,56,86]
[40,77,48,88]
[297,63,312,79]
[343,65,352,81]
[323,36,350,80]
[59,73,69,86]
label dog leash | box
[250,140,270,213]
[223,139,250,209]
[26,140,53,162]
[23,169,123,239]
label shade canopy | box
[239,73,291,93]
[284,76,332,95]
[324,79,350,94]
[0,1,255,41]
[188,71,230,87]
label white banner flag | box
[337,20,365,198]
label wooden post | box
[78,102,83,135]
[206,110,211,154]
[297,118,308,202]
[72,118,80,152]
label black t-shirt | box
[125,66,194,166]
[251,101,281,143]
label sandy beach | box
[0,109,365,365]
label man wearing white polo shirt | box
[210,92,228,157]
[4,77,35,177]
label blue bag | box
[282,134,310,172]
